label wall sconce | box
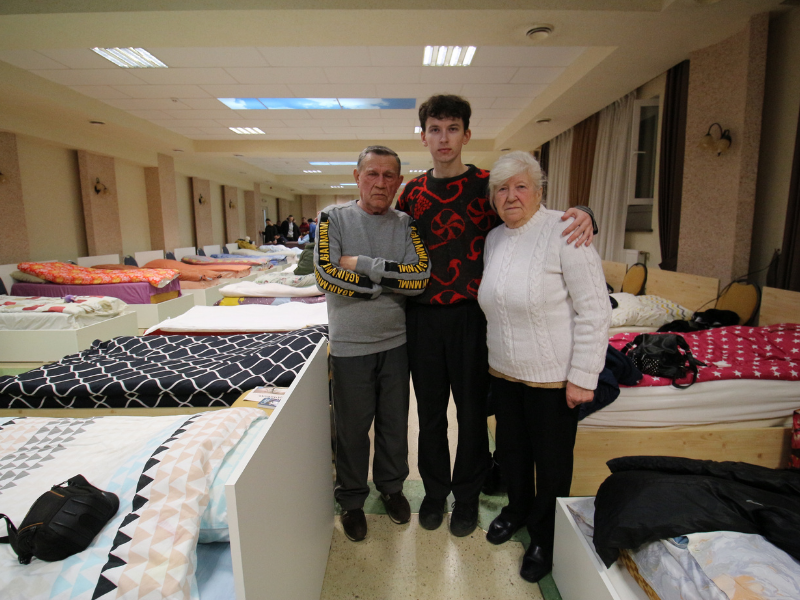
[198,194,206,205]
[94,177,110,195]
[228,200,236,209]
[699,123,732,156]
[0,171,8,184]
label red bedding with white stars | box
[609,324,800,387]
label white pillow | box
[610,293,641,327]
[610,293,691,327]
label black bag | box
[621,333,706,389]
[0,474,119,564]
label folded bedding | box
[143,258,225,281]
[219,280,322,298]
[18,262,178,288]
[0,294,127,316]
[216,296,326,306]
[145,304,328,334]
[11,279,182,305]
[0,325,327,409]
[254,271,315,287]
[182,255,272,267]
[0,409,263,600]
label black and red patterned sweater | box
[397,165,499,305]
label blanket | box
[609,324,800,386]
[254,271,316,287]
[0,326,327,409]
[18,262,178,289]
[0,295,127,317]
[219,280,322,298]
[0,409,263,600]
[144,304,328,334]
[182,255,270,267]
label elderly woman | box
[477,151,610,583]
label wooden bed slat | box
[759,287,800,326]
[602,261,626,293]
[643,269,719,312]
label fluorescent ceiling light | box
[309,161,358,166]
[338,183,357,186]
[410,169,427,173]
[331,186,344,189]
[304,169,322,173]
[423,46,476,66]
[229,127,264,135]
[92,47,167,68]
[414,126,423,134]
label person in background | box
[309,216,317,242]
[263,218,279,245]
[396,94,596,538]
[478,151,610,583]
[281,215,298,241]
[315,145,431,543]
[299,217,310,236]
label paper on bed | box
[145,303,328,334]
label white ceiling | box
[0,0,790,196]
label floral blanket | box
[0,295,127,316]
[18,262,178,289]
[182,255,271,267]
[0,409,263,600]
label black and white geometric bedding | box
[0,325,327,409]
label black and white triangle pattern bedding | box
[0,326,327,409]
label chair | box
[165,251,176,261]
[197,248,206,256]
[621,263,647,296]
[715,281,761,325]
[123,255,138,267]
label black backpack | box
[622,333,706,389]
[0,474,119,564]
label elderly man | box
[315,145,431,542]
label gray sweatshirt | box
[314,200,431,357]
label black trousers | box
[491,376,579,551]
[406,302,490,503]
[330,345,410,511]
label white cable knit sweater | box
[477,207,611,390]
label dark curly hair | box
[418,94,471,132]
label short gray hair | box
[357,145,401,174]
[488,151,546,204]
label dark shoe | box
[486,514,521,545]
[381,491,411,524]
[418,496,446,530]
[449,500,479,537]
[341,508,367,542]
[520,544,552,583]
[481,457,507,496]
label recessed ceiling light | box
[409,169,427,173]
[414,126,422,134]
[535,118,552,124]
[229,127,264,135]
[423,46,476,67]
[304,170,322,173]
[331,185,344,189]
[526,26,554,42]
[89,120,105,125]
[92,47,168,68]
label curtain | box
[658,60,690,271]
[539,141,550,177]
[776,100,800,291]
[546,128,573,211]
[589,93,636,262]
[569,113,600,208]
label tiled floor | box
[320,384,556,600]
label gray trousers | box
[330,344,410,511]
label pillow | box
[610,293,691,328]
[199,417,269,543]
[610,293,640,327]
[11,270,46,283]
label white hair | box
[488,151,546,206]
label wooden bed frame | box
[571,267,798,497]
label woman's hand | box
[566,382,594,409]
[561,208,594,247]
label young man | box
[396,94,595,537]
[263,218,279,245]
[280,215,298,241]
[315,145,431,542]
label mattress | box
[0,311,115,330]
[218,280,323,298]
[215,296,326,306]
[11,279,182,304]
[0,325,328,409]
[580,379,800,428]
[145,303,329,334]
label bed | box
[0,337,333,600]
[144,304,328,336]
[567,281,800,497]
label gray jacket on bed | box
[314,200,430,357]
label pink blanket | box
[18,261,178,288]
[610,324,800,387]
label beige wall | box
[210,182,225,246]
[751,8,800,285]
[116,160,150,256]
[17,136,86,261]
[175,173,194,249]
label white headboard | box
[134,250,165,266]
[203,244,222,256]
[225,242,238,254]
[173,247,197,261]
[77,254,120,267]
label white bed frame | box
[226,338,333,600]
[553,497,649,600]
[174,247,197,261]
[226,242,239,253]
[203,244,222,256]
[0,311,139,361]
[129,293,195,329]
[134,249,165,266]
[77,254,120,267]
[182,282,226,306]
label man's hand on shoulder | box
[339,256,358,271]
[561,208,594,248]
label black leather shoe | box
[486,515,520,545]
[520,544,552,583]
[418,496,446,530]
[381,491,411,524]
[341,508,367,542]
[449,500,479,537]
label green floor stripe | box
[538,574,563,600]
[0,368,33,377]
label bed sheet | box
[0,409,263,600]
[11,279,182,305]
[0,311,113,330]
[0,326,327,409]
[219,280,322,298]
[145,303,328,334]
